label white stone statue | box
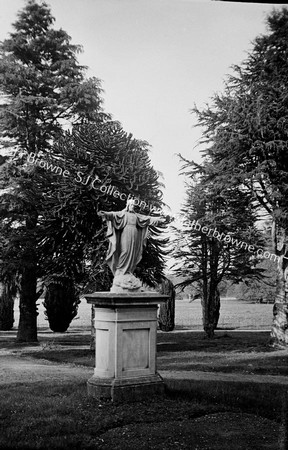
[98,199,165,293]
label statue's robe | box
[103,210,158,275]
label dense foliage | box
[0,1,167,341]
[186,8,288,343]
[0,0,104,341]
[172,162,264,337]
[43,277,80,332]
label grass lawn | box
[8,297,281,378]
[175,298,273,330]
[158,331,288,376]
[12,330,286,423]
[0,381,280,450]
[0,381,241,450]
[21,330,288,377]
[0,298,285,449]
[1,332,286,448]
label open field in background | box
[176,298,273,330]
[12,297,274,331]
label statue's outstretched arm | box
[98,210,116,221]
[148,216,166,225]
[136,213,166,226]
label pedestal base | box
[85,292,168,403]
[87,373,165,403]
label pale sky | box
[0,0,286,214]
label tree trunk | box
[16,214,38,343]
[0,282,14,331]
[16,262,38,342]
[158,277,175,332]
[270,222,288,345]
[214,289,221,330]
[90,305,95,350]
[202,287,220,338]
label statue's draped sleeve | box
[102,211,127,274]
[135,214,159,262]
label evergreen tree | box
[37,121,167,294]
[0,0,103,342]
[0,1,168,341]
[172,163,264,338]
[192,8,288,344]
[43,276,80,332]
[232,222,277,303]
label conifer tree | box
[0,0,104,341]
[37,121,167,293]
[0,1,167,341]
[192,8,288,344]
[172,162,264,338]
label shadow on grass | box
[2,330,287,377]
[157,331,275,353]
[27,348,95,367]
[14,330,286,378]
[157,331,288,376]
[0,328,91,350]
[158,355,288,376]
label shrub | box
[43,279,80,332]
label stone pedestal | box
[85,292,168,402]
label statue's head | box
[126,199,135,212]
